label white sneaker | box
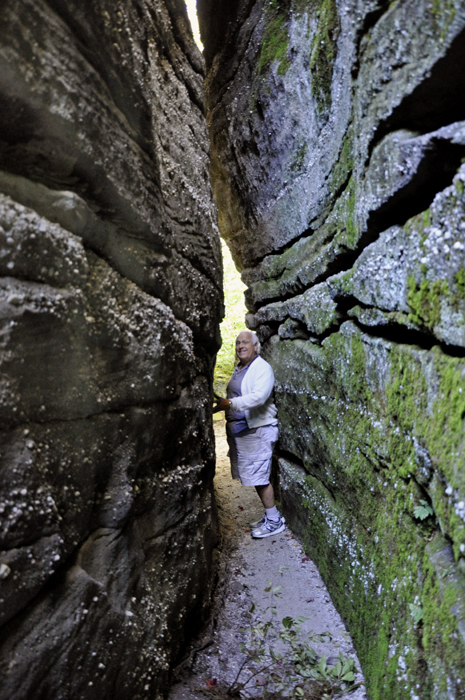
[250,514,266,529]
[251,515,286,539]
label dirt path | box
[169,419,367,700]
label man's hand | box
[212,397,230,414]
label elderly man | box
[213,330,285,538]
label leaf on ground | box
[206,679,217,687]
[255,676,266,686]
[341,671,356,682]
[317,655,328,674]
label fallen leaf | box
[302,557,310,562]
[238,506,244,510]
[206,679,217,687]
[244,529,250,533]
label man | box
[213,331,285,538]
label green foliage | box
[227,583,359,699]
[213,241,247,397]
[409,603,424,625]
[413,500,434,522]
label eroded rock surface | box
[199,0,465,697]
[0,2,222,698]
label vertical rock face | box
[199,0,465,697]
[0,1,222,698]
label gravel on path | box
[168,419,367,700]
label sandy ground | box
[168,419,367,700]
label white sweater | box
[228,356,278,428]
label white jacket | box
[228,356,278,428]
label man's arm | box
[228,363,274,412]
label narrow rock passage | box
[169,420,367,700]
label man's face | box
[236,332,257,366]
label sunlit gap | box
[184,0,203,50]
[182,5,246,397]
[213,241,247,401]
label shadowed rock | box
[0,1,222,698]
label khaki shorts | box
[227,424,279,486]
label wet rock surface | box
[200,0,465,697]
[0,2,222,699]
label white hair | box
[236,330,261,354]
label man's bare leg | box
[252,483,284,536]
[255,483,275,509]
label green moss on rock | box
[331,126,354,196]
[430,0,456,39]
[309,0,340,112]
[290,141,308,173]
[257,0,292,76]
[407,276,448,329]
[256,0,340,105]
[455,268,465,299]
[271,326,465,698]
[343,177,358,247]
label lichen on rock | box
[200,0,465,696]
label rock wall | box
[0,2,222,698]
[199,0,465,697]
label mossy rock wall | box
[271,324,465,698]
[199,0,465,696]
